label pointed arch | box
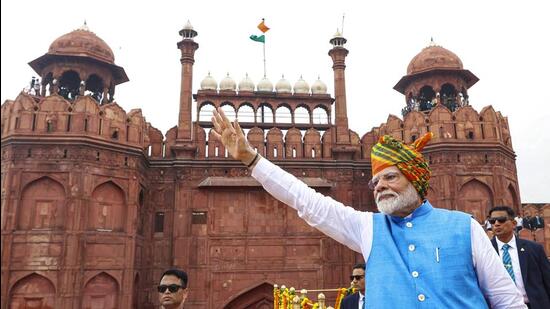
[9,273,56,308]
[503,183,520,215]
[199,101,216,122]
[275,104,292,124]
[237,102,256,123]
[223,281,275,309]
[88,181,126,231]
[294,105,311,124]
[82,272,119,309]
[312,105,329,124]
[285,128,303,158]
[247,127,265,156]
[457,179,494,222]
[18,176,66,230]
[304,128,321,158]
[266,127,284,159]
[257,103,274,123]
[58,70,81,100]
[220,102,237,120]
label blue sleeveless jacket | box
[365,201,487,308]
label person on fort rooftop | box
[212,108,526,308]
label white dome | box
[257,76,273,92]
[238,73,255,92]
[200,72,217,90]
[275,75,292,93]
[311,77,327,94]
[293,76,310,94]
[219,73,236,91]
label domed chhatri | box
[28,22,128,102]
[48,27,115,64]
[311,76,327,94]
[393,40,479,95]
[219,73,236,91]
[238,73,255,92]
[275,75,292,93]
[293,76,310,94]
[200,72,217,90]
[407,44,463,75]
[257,76,273,92]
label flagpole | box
[263,42,267,77]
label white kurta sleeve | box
[252,157,372,253]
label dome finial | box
[79,20,90,31]
[429,37,437,47]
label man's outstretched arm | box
[211,108,371,254]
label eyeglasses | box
[368,172,400,190]
[157,284,184,293]
[488,216,509,224]
[349,275,365,281]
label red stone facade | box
[1,24,540,309]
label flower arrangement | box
[274,284,353,309]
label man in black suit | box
[531,215,545,229]
[341,263,365,309]
[489,206,550,309]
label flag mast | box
[250,18,270,78]
[263,35,267,77]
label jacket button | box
[418,294,425,301]
[406,222,413,228]
[412,271,419,278]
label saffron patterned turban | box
[371,132,433,197]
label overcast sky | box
[2,0,549,203]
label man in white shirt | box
[515,215,523,233]
[490,206,550,309]
[211,108,525,308]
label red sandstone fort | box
[1,21,548,308]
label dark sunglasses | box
[158,284,184,293]
[488,216,509,224]
[350,275,364,281]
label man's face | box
[350,268,365,293]
[158,275,188,308]
[372,166,421,215]
[490,210,516,241]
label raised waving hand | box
[211,108,257,166]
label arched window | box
[58,70,81,101]
[220,103,236,121]
[275,105,292,124]
[82,273,119,309]
[237,104,255,123]
[312,106,329,124]
[294,106,310,124]
[88,182,126,231]
[9,274,55,308]
[85,74,104,103]
[418,86,436,111]
[440,83,458,111]
[18,177,65,230]
[257,103,274,123]
[198,102,216,122]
